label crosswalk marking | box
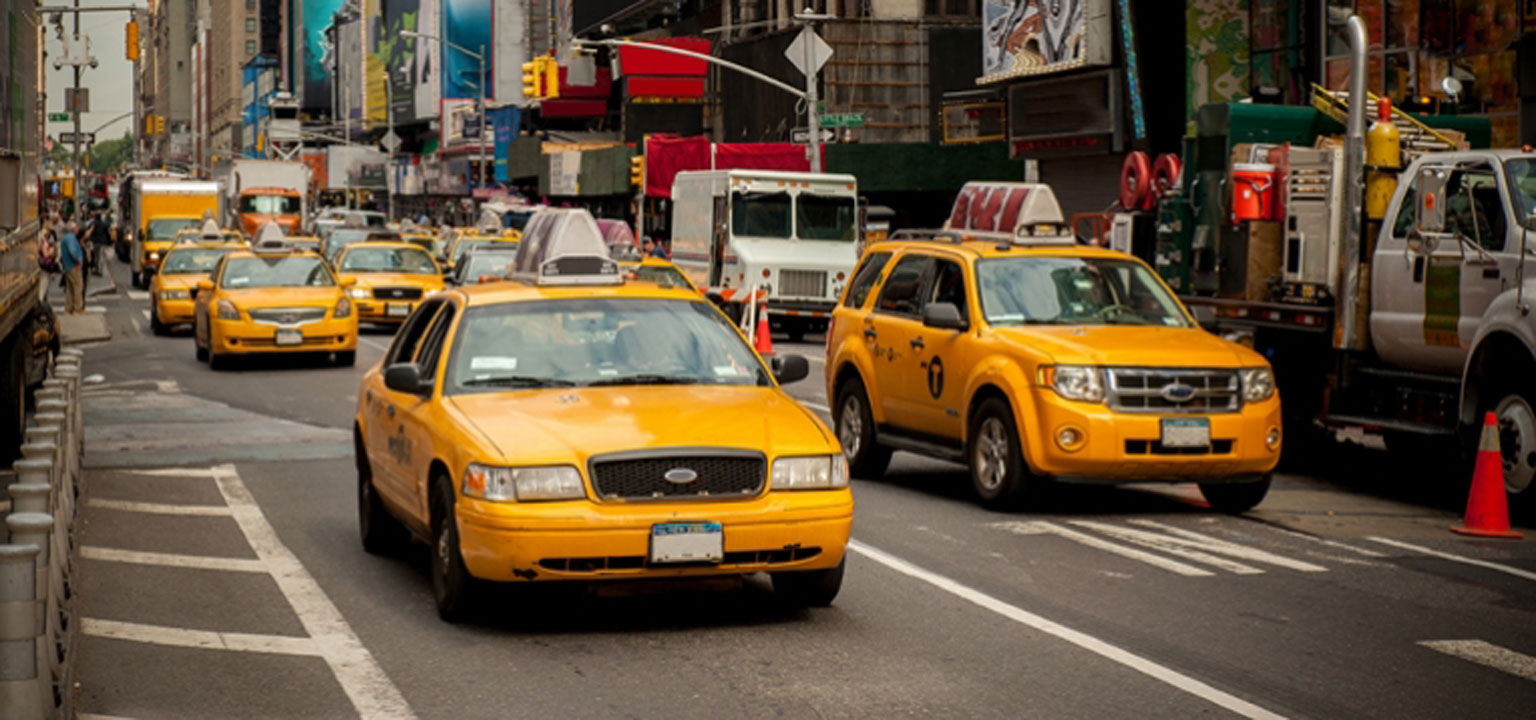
[1420,640,1536,682]
[81,546,267,573]
[126,290,149,301]
[993,520,1216,577]
[1367,536,1536,582]
[993,518,1329,577]
[87,498,233,517]
[83,618,318,657]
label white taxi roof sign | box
[942,182,1075,244]
[509,208,622,286]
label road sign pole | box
[803,23,820,170]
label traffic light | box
[630,154,644,187]
[155,115,165,135]
[522,61,540,99]
[542,58,560,100]
[144,114,154,134]
[125,21,139,62]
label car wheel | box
[357,431,406,555]
[771,557,845,608]
[207,348,230,371]
[835,378,891,479]
[968,397,1043,510]
[334,350,356,367]
[430,476,475,622]
[1199,474,1273,514]
[1488,386,1536,516]
[786,320,806,344]
[149,305,169,336]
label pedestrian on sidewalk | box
[85,211,113,276]
[59,221,85,314]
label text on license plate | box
[1161,417,1210,448]
[386,303,410,317]
[650,522,723,564]
[274,329,303,346]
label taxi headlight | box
[1241,367,1275,402]
[347,287,369,299]
[334,297,352,318]
[215,299,239,320]
[771,455,848,490]
[147,251,160,262]
[1044,365,1105,403]
[463,463,585,502]
[161,289,190,300]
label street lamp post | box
[401,31,487,195]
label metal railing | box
[0,347,84,719]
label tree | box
[86,132,135,174]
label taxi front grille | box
[237,335,345,348]
[1107,368,1240,414]
[778,270,827,298]
[372,286,423,300]
[1125,439,1235,456]
[536,547,821,572]
[588,450,765,501]
[248,307,327,324]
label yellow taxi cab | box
[333,241,445,324]
[173,227,247,245]
[827,182,1281,512]
[285,235,323,255]
[193,237,360,370]
[135,216,206,284]
[400,231,443,260]
[446,231,519,268]
[148,239,243,335]
[619,256,702,294]
[354,208,848,621]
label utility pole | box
[383,69,393,222]
[796,10,829,171]
[71,0,82,213]
[479,44,488,194]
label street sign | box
[58,132,93,145]
[47,113,71,123]
[821,113,865,128]
[380,130,401,153]
[65,88,89,113]
[791,127,836,144]
[784,27,833,78]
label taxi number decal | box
[387,426,412,466]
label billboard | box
[300,0,348,111]
[364,0,386,128]
[415,0,440,120]
[379,0,423,123]
[980,0,1112,84]
[442,0,492,100]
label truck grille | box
[1107,368,1241,414]
[248,307,327,324]
[778,270,827,298]
[372,286,423,300]
[588,450,765,501]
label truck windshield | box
[976,257,1189,327]
[147,219,201,242]
[1505,159,1536,223]
[221,256,334,288]
[731,191,792,238]
[240,195,301,214]
[796,194,857,241]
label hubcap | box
[974,417,1008,492]
[839,395,863,460]
[436,524,451,577]
[1496,395,1536,495]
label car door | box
[394,301,459,519]
[906,256,973,440]
[867,253,934,430]
[366,298,444,512]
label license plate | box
[274,329,303,346]
[386,303,410,317]
[1161,417,1211,448]
[649,522,723,564]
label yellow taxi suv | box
[620,256,703,294]
[149,243,241,335]
[333,242,445,324]
[354,208,849,621]
[827,182,1281,513]
[194,240,360,370]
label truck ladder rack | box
[1310,84,1461,157]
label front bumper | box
[209,316,358,355]
[154,296,196,324]
[140,243,171,271]
[455,490,853,582]
[355,299,422,324]
[1023,391,1283,482]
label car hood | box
[156,273,208,291]
[344,272,444,289]
[733,239,859,271]
[447,385,834,465]
[993,325,1261,367]
[223,286,340,309]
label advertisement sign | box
[364,0,387,128]
[493,0,528,104]
[980,0,1112,84]
[442,0,492,100]
[300,0,347,111]
[1007,69,1121,158]
[491,106,518,182]
[380,0,423,123]
[415,0,440,121]
[441,99,480,146]
[337,15,366,123]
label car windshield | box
[462,253,517,280]
[160,249,228,274]
[976,256,1189,327]
[447,298,770,392]
[1504,159,1536,223]
[632,264,690,288]
[147,219,201,241]
[797,193,857,241]
[221,256,335,288]
[239,195,301,214]
[453,239,516,263]
[325,230,372,260]
[340,246,437,273]
[731,191,792,238]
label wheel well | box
[967,384,1011,427]
[427,459,453,515]
[1465,332,1536,426]
[832,363,864,402]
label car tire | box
[194,337,208,362]
[149,305,169,336]
[1199,474,1273,514]
[835,378,891,479]
[771,557,845,608]
[967,397,1043,510]
[207,348,231,371]
[430,476,475,622]
[334,350,356,367]
[357,431,406,555]
[786,320,806,344]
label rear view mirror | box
[195,280,214,293]
[1414,167,1449,234]
[922,303,967,330]
[384,363,431,395]
[771,355,810,385]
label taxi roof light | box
[509,208,624,287]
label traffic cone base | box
[1451,412,1524,539]
[755,311,774,356]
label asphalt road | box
[67,258,1536,718]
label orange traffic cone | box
[754,310,774,357]
[1451,412,1524,539]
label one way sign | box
[791,127,836,144]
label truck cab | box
[234,187,303,238]
[670,170,860,341]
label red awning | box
[642,136,823,198]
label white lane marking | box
[1366,536,1536,582]
[124,467,218,478]
[210,465,414,719]
[358,336,391,352]
[848,540,1286,719]
[140,309,150,320]
[1420,640,1536,682]
[82,618,318,657]
[1070,521,1265,575]
[1121,520,1329,573]
[803,353,825,365]
[1258,524,1387,558]
[81,546,267,573]
[78,713,140,720]
[87,498,232,517]
[992,520,1215,577]
[126,290,150,301]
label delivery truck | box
[216,158,307,237]
[129,180,223,289]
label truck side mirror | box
[1414,167,1449,234]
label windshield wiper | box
[585,374,703,387]
[461,375,577,388]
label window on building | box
[246,18,256,33]
[246,40,256,56]
[924,0,977,18]
[246,0,255,9]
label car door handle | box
[386,405,395,417]
[909,337,925,350]
[863,327,877,340]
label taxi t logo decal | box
[927,355,945,399]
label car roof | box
[225,248,325,260]
[866,238,1136,262]
[448,278,706,308]
[337,241,427,253]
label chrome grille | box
[778,269,827,298]
[372,286,423,300]
[1107,368,1241,414]
[248,307,327,324]
[588,450,765,501]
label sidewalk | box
[44,267,113,345]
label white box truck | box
[215,159,309,237]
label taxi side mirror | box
[384,363,431,395]
[195,280,214,294]
[922,302,967,331]
[339,276,357,288]
[771,355,810,385]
